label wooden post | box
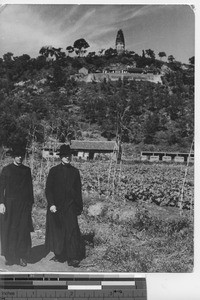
[97,173,101,199]
[112,158,117,200]
[179,139,194,216]
[107,154,113,195]
[117,153,123,198]
[39,159,43,183]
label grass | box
[75,194,193,272]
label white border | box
[0,1,199,299]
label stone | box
[87,202,106,217]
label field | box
[0,156,194,272]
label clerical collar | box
[13,162,22,167]
[61,163,71,167]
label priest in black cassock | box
[0,146,34,267]
[45,144,85,267]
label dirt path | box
[0,203,192,273]
[0,233,90,273]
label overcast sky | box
[0,4,195,63]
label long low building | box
[140,151,194,163]
[42,140,121,161]
[71,72,162,84]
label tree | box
[73,38,90,57]
[0,92,46,147]
[39,46,65,61]
[71,58,83,70]
[143,112,159,144]
[168,55,175,63]
[124,50,135,57]
[104,48,117,58]
[189,56,194,65]
[51,63,66,89]
[8,54,31,81]
[39,46,51,59]
[98,49,105,56]
[17,54,30,62]
[145,49,155,60]
[87,52,96,58]
[52,47,66,61]
[3,52,14,63]
[158,51,166,60]
[35,55,47,70]
[66,46,74,56]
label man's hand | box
[0,203,6,214]
[50,205,57,213]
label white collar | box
[13,162,22,167]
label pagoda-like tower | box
[115,29,125,54]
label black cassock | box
[0,163,34,261]
[45,163,85,260]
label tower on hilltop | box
[115,29,125,54]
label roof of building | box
[70,140,118,151]
[141,151,194,155]
[43,140,119,151]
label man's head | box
[11,146,26,165]
[57,144,72,164]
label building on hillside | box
[126,62,137,69]
[108,67,128,73]
[128,67,144,74]
[42,142,60,159]
[115,29,125,54]
[70,63,162,84]
[42,140,122,161]
[103,64,128,74]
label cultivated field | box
[0,156,194,272]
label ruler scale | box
[0,274,147,300]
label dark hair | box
[11,146,26,157]
[57,144,71,157]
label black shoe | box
[67,259,80,267]
[50,255,66,263]
[19,258,27,267]
[50,255,59,262]
[58,257,66,263]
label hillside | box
[0,50,194,152]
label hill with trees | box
[0,39,194,153]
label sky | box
[0,3,195,63]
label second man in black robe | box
[45,144,85,267]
